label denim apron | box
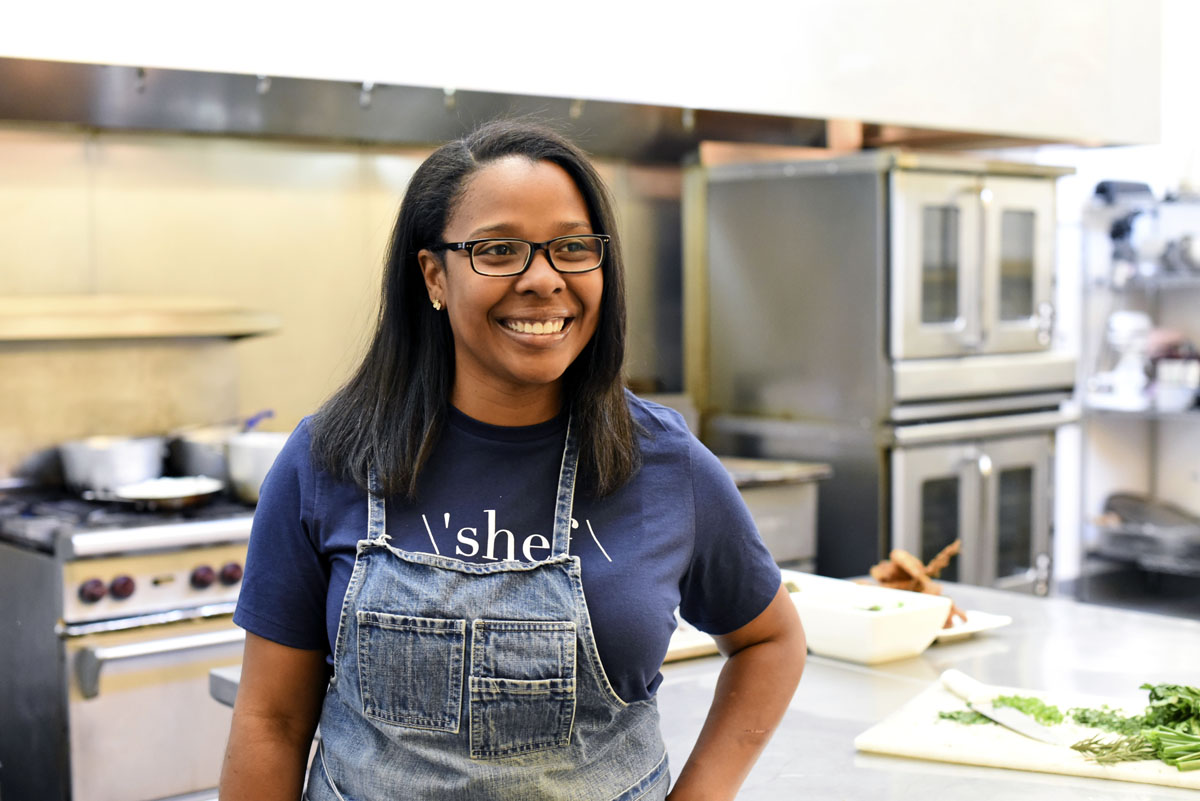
[305,421,670,801]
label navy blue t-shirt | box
[234,393,781,702]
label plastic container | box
[782,570,952,665]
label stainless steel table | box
[212,584,1200,799]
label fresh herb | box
[993,695,1064,726]
[1071,733,1157,764]
[1152,727,1200,771]
[937,681,1200,772]
[1069,684,1200,772]
[1141,684,1200,732]
[1068,704,1144,736]
[1071,727,1200,771]
[938,710,992,725]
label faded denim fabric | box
[306,421,670,800]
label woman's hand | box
[666,583,806,800]
[219,632,329,800]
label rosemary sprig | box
[1070,733,1157,765]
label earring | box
[432,299,443,311]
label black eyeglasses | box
[431,234,609,277]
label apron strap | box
[366,467,388,541]
[550,416,579,558]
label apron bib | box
[306,420,669,801]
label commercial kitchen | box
[2,3,1199,799]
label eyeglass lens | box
[471,236,604,275]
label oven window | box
[997,467,1034,577]
[999,209,1035,320]
[920,476,960,582]
[920,205,960,324]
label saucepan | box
[226,431,289,504]
[168,410,277,482]
[59,436,167,495]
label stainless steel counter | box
[211,584,1200,799]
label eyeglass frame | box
[429,234,611,277]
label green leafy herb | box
[994,695,1064,726]
[1068,704,1144,736]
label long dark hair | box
[310,120,639,500]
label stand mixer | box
[1088,309,1152,410]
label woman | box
[220,120,805,801]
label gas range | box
[0,489,255,625]
[0,488,256,801]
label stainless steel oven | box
[685,149,1076,589]
[0,493,251,801]
[890,169,1057,361]
[890,415,1056,591]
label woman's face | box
[419,156,604,418]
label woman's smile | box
[500,315,571,336]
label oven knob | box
[79,578,107,604]
[109,575,136,600]
[219,562,244,586]
[191,565,216,589]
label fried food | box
[867,540,966,628]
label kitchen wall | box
[0,123,682,475]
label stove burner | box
[0,490,254,552]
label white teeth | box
[506,319,565,334]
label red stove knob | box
[109,575,136,600]
[219,562,244,586]
[79,578,107,604]
[191,565,216,589]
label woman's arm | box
[219,632,330,800]
[667,583,806,801]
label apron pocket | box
[469,676,576,759]
[468,619,577,759]
[357,611,465,731]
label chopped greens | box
[994,695,1064,726]
[1068,704,1144,736]
[937,681,1200,772]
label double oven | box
[0,491,251,801]
[687,149,1076,592]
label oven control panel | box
[62,542,250,624]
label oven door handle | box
[76,628,246,699]
[892,408,1078,447]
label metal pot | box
[167,411,276,485]
[59,436,166,494]
[168,425,239,483]
[226,431,289,504]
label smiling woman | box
[219,120,806,801]
[417,156,605,426]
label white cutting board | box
[855,682,1200,790]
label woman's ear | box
[418,250,446,307]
